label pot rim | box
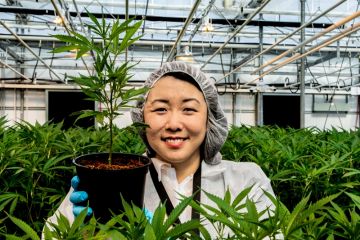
[73,152,151,171]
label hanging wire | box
[305,58,321,92]
[218,51,228,95]
[348,53,353,89]
[160,44,165,67]
[49,42,55,81]
[31,41,42,83]
[285,76,299,94]
[322,0,359,130]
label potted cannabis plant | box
[52,13,150,222]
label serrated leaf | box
[345,192,360,207]
[8,215,40,240]
[166,219,201,239]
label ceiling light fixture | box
[201,17,214,32]
[175,46,195,63]
[53,16,63,25]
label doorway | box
[263,95,300,129]
[47,90,95,129]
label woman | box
[47,61,276,237]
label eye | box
[184,108,197,113]
[153,108,167,113]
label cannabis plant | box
[52,12,147,163]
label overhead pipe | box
[315,73,360,89]
[247,22,360,85]
[0,19,64,82]
[1,34,359,53]
[251,10,360,75]
[215,0,347,83]
[166,0,202,62]
[60,0,352,18]
[201,0,271,69]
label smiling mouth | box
[162,137,188,143]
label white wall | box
[0,87,358,130]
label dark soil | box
[79,156,146,170]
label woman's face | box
[143,75,208,168]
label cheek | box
[144,113,162,137]
[189,114,208,137]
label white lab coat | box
[46,159,277,238]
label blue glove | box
[143,208,153,223]
[70,176,153,221]
[69,176,93,217]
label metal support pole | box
[232,93,236,125]
[257,16,264,126]
[300,0,306,128]
[125,0,129,62]
[0,59,32,82]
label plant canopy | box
[52,13,148,163]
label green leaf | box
[3,235,24,240]
[8,215,40,240]
[144,224,157,240]
[345,192,360,207]
[68,207,89,236]
[166,220,201,239]
[50,44,79,53]
[232,186,253,208]
[163,195,194,232]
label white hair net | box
[131,61,228,165]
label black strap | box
[149,162,202,224]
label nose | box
[165,112,183,132]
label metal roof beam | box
[0,19,64,82]
[0,6,333,29]
[0,41,21,61]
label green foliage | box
[6,187,360,239]
[0,120,73,234]
[1,121,359,238]
[0,120,145,236]
[6,195,200,239]
[52,12,148,163]
[221,125,360,211]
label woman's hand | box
[69,176,93,217]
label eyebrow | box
[149,98,201,105]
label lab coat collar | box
[151,157,227,181]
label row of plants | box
[222,126,360,210]
[6,187,360,239]
[0,117,145,235]
[0,120,359,238]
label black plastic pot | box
[73,152,150,222]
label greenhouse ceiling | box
[0,0,359,92]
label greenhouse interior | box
[0,0,359,239]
